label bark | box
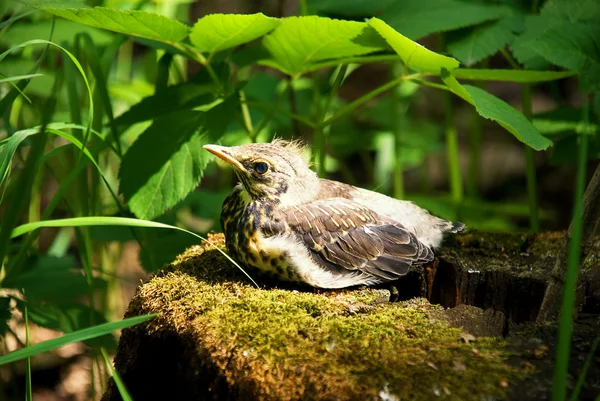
[537,163,600,322]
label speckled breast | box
[220,188,296,281]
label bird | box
[203,140,465,289]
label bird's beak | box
[203,144,245,172]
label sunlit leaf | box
[37,5,189,43]
[368,17,459,72]
[190,13,279,56]
[262,16,384,76]
[0,18,114,48]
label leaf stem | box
[250,80,291,140]
[320,72,423,128]
[172,42,223,94]
[246,101,315,128]
[443,89,463,217]
[390,63,404,199]
[500,48,521,70]
[522,84,539,232]
[239,90,254,134]
[24,294,32,401]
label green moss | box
[115,233,526,401]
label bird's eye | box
[253,161,269,175]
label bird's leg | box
[424,258,439,301]
[389,284,399,302]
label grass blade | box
[101,348,133,401]
[569,335,600,401]
[0,314,156,366]
[552,98,590,401]
[10,216,259,288]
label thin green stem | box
[246,101,316,128]
[312,72,326,176]
[467,105,482,198]
[320,73,423,128]
[250,81,291,140]
[299,0,308,15]
[390,64,404,199]
[522,84,540,232]
[288,76,301,135]
[305,54,402,72]
[24,295,32,401]
[570,335,600,401]
[500,48,521,70]
[467,61,487,199]
[443,90,463,216]
[172,43,223,94]
[439,33,462,216]
[239,90,254,134]
[552,98,589,401]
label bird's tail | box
[448,222,466,233]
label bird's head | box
[203,140,319,205]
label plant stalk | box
[390,64,404,199]
[550,112,589,401]
[522,84,539,232]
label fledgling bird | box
[204,140,464,289]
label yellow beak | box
[203,144,245,171]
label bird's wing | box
[270,198,434,280]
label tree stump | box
[102,232,600,401]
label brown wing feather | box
[276,198,434,281]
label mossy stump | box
[102,233,531,401]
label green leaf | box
[0,314,156,366]
[526,22,600,91]
[541,0,600,23]
[381,0,512,40]
[37,5,189,43]
[448,17,523,66]
[368,17,459,72]
[21,301,116,349]
[190,13,279,56]
[510,2,600,90]
[451,68,575,82]
[0,18,114,48]
[465,85,553,150]
[262,16,384,76]
[0,130,31,187]
[113,80,217,126]
[119,99,235,220]
[441,70,553,150]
